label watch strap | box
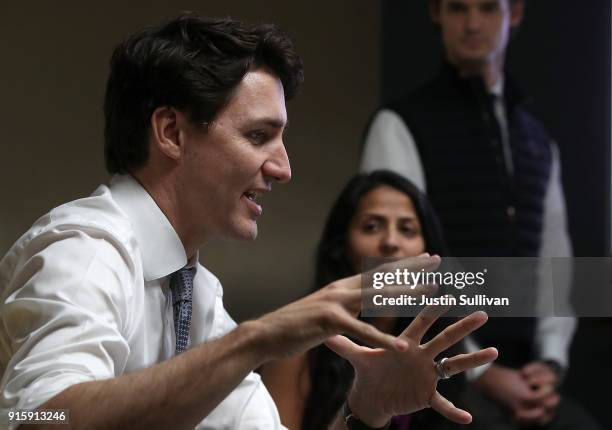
[541,359,566,385]
[342,401,391,430]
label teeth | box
[245,191,257,202]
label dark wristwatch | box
[342,401,391,430]
[541,359,566,385]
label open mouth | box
[244,190,259,203]
[242,190,263,216]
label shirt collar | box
[109,174,188,281]
[440,62,528,108]
[489,75,504,98]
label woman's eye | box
[361,223,379,233]
[400,226,419,237]
[248,130,268,145]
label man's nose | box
[466,9,483,30]
[263,142,291,183]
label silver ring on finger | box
[435,357,451,380]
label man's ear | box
[510,0,525,27]
[150,106,181,160]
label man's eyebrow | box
[249,117,288,129]
[447,0,467,8]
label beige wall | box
[0,1,380,320]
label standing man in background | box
[361,0,600,428]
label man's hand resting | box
[475,362,560,426]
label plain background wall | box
[0,1,380,320]
[381,0,612,427]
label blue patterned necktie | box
[170,267,195,354]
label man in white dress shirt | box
[362,1,600,428]
[0,13,499,430]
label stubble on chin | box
[226,219,259,242]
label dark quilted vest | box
[386,65,553,366]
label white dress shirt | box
[361,85,576,378]
[0,174,284,429]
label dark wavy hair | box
[104,13,304,174]
[302,170,464,430]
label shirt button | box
[507,206,516,217]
